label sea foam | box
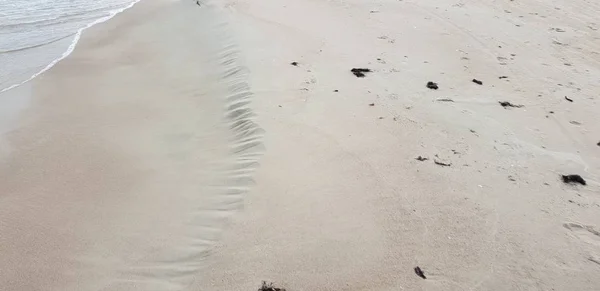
[0,0,141,92]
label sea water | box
[0,0,140,92]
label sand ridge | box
[1,0,599,290]
[192,0,600,290]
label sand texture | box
[191,0,600,290]
[0,1,262,290]
[2,0,600,291]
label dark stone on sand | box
[562,174,586,185]
[597,141,600,146]
[259,281,285,291]
[414,266,427,279]
[472,79,483,85]
[290,62,298,66]
[565,96,573,102]
[499,101,524,108]
[426,81,439,90]
[351,68,371,77]
[434,160,451,167]
[333,89,339,92]
[499,76,508,79]
[369,103,375,106]
[416,156,428,161]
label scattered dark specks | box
[499,101,524,108]
[565,96,573,102]
[414,267,427,279]
[472,79,483,85]
[351,68,371,77]
[426,81,439,90]
[562,174,586,185]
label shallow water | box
[0,0,138,92]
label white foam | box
[0,0,142,93]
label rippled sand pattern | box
[0,1,263,290]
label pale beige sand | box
[2,0,600,291]
[191,0,600,290]
[0,1,262,290]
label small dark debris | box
[416,156,428,161]
[414,267,427,279]
[259,281,285,291]
[499,101,524,108]
[570,120,581,125]
[499,76,508,79]
[369,103,375,106]
[597,141,600,146]
[196,0,202,6]
[508,175,516,181]
[426,81,439,90]
[434,160,452,167]
[351,68,371,77]
[565,96,573,102]
[549,111,554,114]
[290,62,298,66]
[333,89,339,92]
[472,79,483,85]
[436,98,454,102]
[562,174,586,186]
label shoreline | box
[0,0,142,93]
[0,1,263,290]
[1,0,599,290]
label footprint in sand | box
[563,222,600,246]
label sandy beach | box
[2,0,600,290]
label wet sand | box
[2,0,600,290]
[0,1,262,290]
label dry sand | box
[193,0,600,290]
[2,0,600,290]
